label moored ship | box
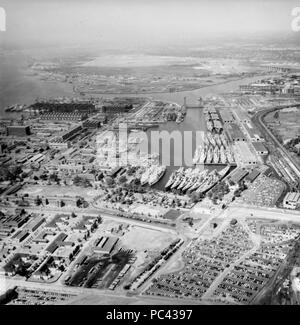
[226,149,234,164]
[177,168,193,190]
[189,169,209,192]
[218,165,231,178]
[165,167,184,189]
[148,166,166,186]
[171,169,185,189]
[220,145,227,164]
[205,147,213,164]
[213,146,219,164]
[196,170,219,193]
[140,166,153,185]
[199,147,207,164]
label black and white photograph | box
[0,0,300,311]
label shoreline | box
[0,71,277,117]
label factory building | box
[11,230,30,243]
[219,109,235,124]
[233,142,259,166]
[233,109,251,124]
[283,192,300,210]
[239,83,279,94]
[82,120,102,129]
[40,112,88,121]
[252,142,268,156]
[94,236,118,254]
[25,216,45,232]
[6,126,31,137]
[101,105,132,117]
[225,123,246,142]
[243,123,263,142]
[244,169,261,183]
[227,168,249,184]
[45,233,74,254]
[60,125,82,141]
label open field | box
[121,225,177,252]
[19,185,98,198]
[265,109,300,141]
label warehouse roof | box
[252,142,268,153]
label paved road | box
[14,204,178,234]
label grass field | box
[120,225,177,252]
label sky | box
[0,0,299,50]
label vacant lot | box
[19,185,98,198]
[121,226,177,252]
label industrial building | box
[11,229,30,243]
[233,109,251,123]
[25,216,46,232]
[243,123,263,142]
[225,123,246,142]
[244,169,261,183]
[82,120,103,129]
[0,213,29,229]
[239,83,279,94]
[252,142,268,156]
[101,105,132,117]
[6,125,31,137]
[60,125,82,141]
[283,192,300,210]
[40,112,88,121]
[45,233,74,254]
[94,236,118,254]
[227,168,249,184]
[219,109,235,124]
[233,142,259,165]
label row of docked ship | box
[193,132,234,165]
[193,145,234,165]
[140,165,166,186]
[165,165,230,194]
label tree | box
[118,175,127,184]
[34,196,42,206]
[40,173,48,181]
[190,192,201,203]
[105,176,114,186]
[76,198,82,208]
[73,175,82,185]
[82,200,89,208]
[49,173,59,183]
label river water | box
[0,63,273,117]
[149,106,205,190]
